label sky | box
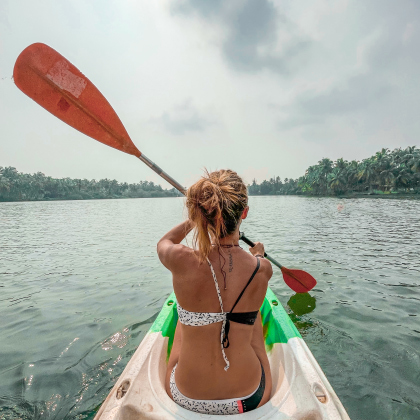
[1,0,419,187]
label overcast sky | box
[1,0,419,187]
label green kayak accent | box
[95,287,351,419]
[149,287,301,358]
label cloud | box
[172,0,225,18]
[278,72,394,133]
[0,1,10,28]
[296,74,393,117]
[151,100,214,135]
[278,2,420,132]
[278,115,325,130]
[170,0,311,75]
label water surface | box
[0,197,419,419]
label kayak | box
[94,288,350,419]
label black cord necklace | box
[219,244,241,248]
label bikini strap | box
[230,257,260,313]
[206,258,230,370]
[206,258,224,313]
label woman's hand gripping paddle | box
[240,233,316,293]
[14,42,317,293]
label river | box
[0,196,419,419]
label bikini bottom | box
[169,363,265,415]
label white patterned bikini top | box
[177,257,261,371]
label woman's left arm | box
[157,220,194,272]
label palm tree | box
[0,174,10,199]
[408,152,420,174]
[394,168,411,191]
[317,158,334,194]
[346,160,360,191]
[334,158,348,171]
[374,148,390,164]
[328,170,346,195]
[379,159,396,191]
[297,175,311,194]
[358,160,376,191]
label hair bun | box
[186,169,248,262]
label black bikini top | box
[177,257,261,370]
[223,258,261,348]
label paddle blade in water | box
[13,43,141,157]
[281,267,317,293]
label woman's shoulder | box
[236,251,273,282]
[158,243,201,274]
[257,256,273,281]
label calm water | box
[0,197,419,419]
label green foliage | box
[0,168,182,202]
[248,146,420,196]
[2,146,420,201]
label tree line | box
[248,146,420,196]
[1,146,419,202]
[0,167,181,201]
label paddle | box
[13,42,317,293]
[239,233,316,293]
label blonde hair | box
[186,169,248,262]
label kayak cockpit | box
[94,289,350,419]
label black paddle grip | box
[239,232,268,257]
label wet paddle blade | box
[281,267,317,293]
[13,43,140,157]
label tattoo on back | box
[229,250,233,273]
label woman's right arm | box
[157,220,194,272]
[249,242,273,281]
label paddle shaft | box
[138,154,186,194]
[239,232,283,269]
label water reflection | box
[287,293,317,316]
[284,293,317,335]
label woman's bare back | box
[165,245,272,402]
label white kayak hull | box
[94,290,350,419]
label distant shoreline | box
[253,193,420,199]
[2,144,420,202]
[1,192,419,203]
[332,193,420,199]
[0,195,181,203]
[252,193,420,199]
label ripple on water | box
[0,197,419,419]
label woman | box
[157,169,273,415]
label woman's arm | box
[249,242,274,281]
[157,220,194,272]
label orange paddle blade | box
[13,43,140,157]
[281,267,317,294]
